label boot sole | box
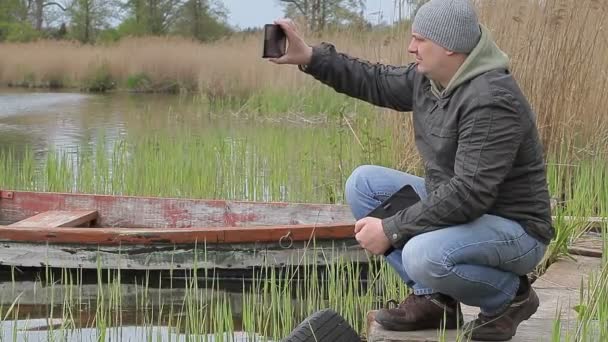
[469,289,540,341]
[375,311,464,331]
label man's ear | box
[445,50,456,56]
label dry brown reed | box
[477,0,608,157]
[0,26,412,91]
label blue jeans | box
[345,165,547,315]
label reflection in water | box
[0,271,267,341]
[0,323,260,342]
[0,91,90,118]
[0,88,205,158]
[0,88,290,157]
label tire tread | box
[282,309,361,342]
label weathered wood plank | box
[7,210,98,228]
[366,311,574,342]
[534,255,602,291]
[366,310,600,342]
[561,216,607,230]
[0,240,366,269]
[366,256,603,342]
[568,246,602,258]
[0,223,355,245]
[0,190,354,228]
[568,232,603,257]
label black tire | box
[282,309,361,342]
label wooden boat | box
[0,190,362,270]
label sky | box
[221,0,400,29]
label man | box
[270,0,554,340]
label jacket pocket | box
[429,125,458,138]
[424,104,458,138]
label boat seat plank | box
[7,210,98,228]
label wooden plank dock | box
[568,232,604,258]
[366,255,603,342]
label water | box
[0,324,264,342]
[0,271,270,341]
[0,88,225,156]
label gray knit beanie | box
[412,0,481,54]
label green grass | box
[0,112,395,204]
[542,156,608,270]
[549,224,608,342]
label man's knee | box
[402,235,453,289]
[344,165,378,205]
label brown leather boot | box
[463,276,540,341]
[374,293,464,331]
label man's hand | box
[268,18,313,65]
[354,217,392,255]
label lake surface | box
[0,88,252,156]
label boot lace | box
[384,293,421,309]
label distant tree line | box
[0,0,231,43]
[0,0,428,43]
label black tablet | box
[366,184,420,256]
[368,184,420,219]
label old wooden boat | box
[0,190,361,270]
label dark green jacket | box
[300,26,554,246]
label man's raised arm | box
[270,19,417,112]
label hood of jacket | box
[431,25,510,97]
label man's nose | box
[407,40,417,54]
